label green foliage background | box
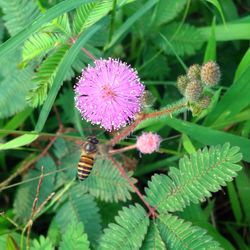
[0,0,250,249]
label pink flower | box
[74,58,145,131]
[136,132,162,154]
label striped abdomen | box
[77,152,95,181]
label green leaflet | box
[31,236,53,250]
[54,185,101,247]
[145,143,242,213]
[81,158,134,202]
[73,0,113,35]
[157,214,222,249]
[59,221,90,250]
[141,222,166,250]
[0,0,93,58]
[98,204,149,250]
[0,0,40,36]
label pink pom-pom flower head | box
[74,58,145,131]
[136,132,162,154]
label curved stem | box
[110,100,188,146]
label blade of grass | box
[105,0,158,50]
[0,0,93,58]
[199,23,250,41]
[205,64,250,126]
[234,47,250,82]
[206,0,226,25]
[164,117,250,162]
[204,17,216,62]
[227,182,243,223]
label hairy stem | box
[110,100,187,146]
[109,155,157,218]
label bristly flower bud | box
[197,95,211,109]
[185,80,203,102]
[201,61,221,86]
[187,64,201,80]
[141,90,156,109]
[136,132,161,154]
[177,75,189,95]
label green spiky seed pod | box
[197,95,211,109]
[201,61,221,86]
[187,64,201,80]
[185,80,203,102]
[177,75,189,95]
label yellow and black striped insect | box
[77,136,99,181]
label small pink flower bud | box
[185,80,203,102]
[177,75,189,95]
[201,61,221,86]
[187,64,201,80]
[136,132,161,154]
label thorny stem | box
[110,100,188,146]
[109,155,157,218]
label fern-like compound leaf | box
[26,45,68,107]
[59,221,90,250]
[81,158,134,202]
[73,0,112,35]
[154,0,187,26]
[0,0,40,36]
[145,143,242,213]
[141,221,166,250]
[98,204,149,250]
[54,185,101,247]
[31,235,53,250]
[157,214,222,249]
[156,22,204,56]
[22,32,63,66]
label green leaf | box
[0,134,38,150]
[106,0,157,49]
[141,221,166,250]
[55,185,101,246]
[145,143,242,213]
[31,236,53,250]
[59,221,90,250]
[157,23,204,56]
[81,158,134,202]
[34,22,103,132]
[0,52,34,119]
[234,47,250,82]
[206,0,226,25]
[26,45,68,107]
[0,0,93,58]
[235,168,250,223]
[73,0,113,35]
[22,32,63,66]
[153,0,187,26]
[205,64,250,126]
[227,182,242,223]
[199,23,250,41]
[98,204,149,250]
[157,214,221,249]
[204,18,216,62]
[165,117,250,163]
[0,0,40,36]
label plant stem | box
[110,100,187,146]
[109,155,157,218]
